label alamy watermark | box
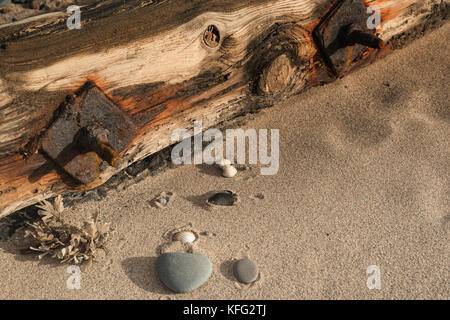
[65,4,381,31]
[171,121,279,175]
[67,5,81,30]
[366,265,381,290]
[66,265,81,290]
[367,5,381,30]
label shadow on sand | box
[121,256,171,294]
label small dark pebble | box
[207,190,237,206]
[77,190,98,202]
[233,258,259,284]
[65,94,75,103]
[11,17,17,22]
[105,174,125,188]
[200,231,210,236]
[126,160,148,177]
[97,188,108,198]
[255,193,264,200]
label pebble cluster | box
[154,160,259,293]
[156,251,259,293]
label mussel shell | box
[207,190,237,206]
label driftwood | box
[0,0,447,217]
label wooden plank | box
[0,0,447,217]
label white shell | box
[173,231,197,243]
[223,165,237,178]
[218,159,232,167]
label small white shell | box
[153,191,174,208]
[173,231,197,243]
[218,159,232,167]
[222,165,237,178]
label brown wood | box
[0,0,446,217]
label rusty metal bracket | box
[313,0,384,77]
[40,82,137,185]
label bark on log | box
[0,0,447,217]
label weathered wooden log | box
[0,0,447,217]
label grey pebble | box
[156,252,212,293]
[233,258,259,284]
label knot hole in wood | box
[203,25,221,48]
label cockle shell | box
[173,231,197,243]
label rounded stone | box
[156,252,212,293]
[233,258,259,284]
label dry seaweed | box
[20,195,110,267]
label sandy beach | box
[0,21,448,300]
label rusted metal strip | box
[40,82,137,185]
[313,0,385,77]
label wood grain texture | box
[0,0,446,217]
